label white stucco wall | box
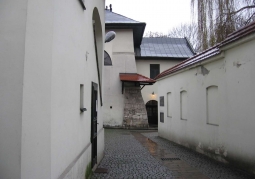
[157,34,255,174]
[136,59,183,104]
[0,0,105,178]
[103,29,137,126]
[0,1,27,178]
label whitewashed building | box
[135,38,195,125]
[103,7,195,127]
[0,0,105,179]
[156,22,255,174]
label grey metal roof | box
[105,10,146,47]
[135,37,195,58]
[105,10,142,24]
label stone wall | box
[123,87,149,128]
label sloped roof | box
[155,21,255,80]
[105,10,141,24]
[105,10,146,47]
[119,73,156,83]
[135,37,195,58]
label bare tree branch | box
[230,5,255,15]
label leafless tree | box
[191,0,255,50]
[144,23,200,52]
[167,23,200,52]
[144,31,168,38]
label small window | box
[80,84,84,112]
[167,92,172,117]
[160,96,164,106]
[150,64,160,79]
[160,112,164,123]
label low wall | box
[157,37,255,174]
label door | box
[91,82,98,168]
[146,100,158,127]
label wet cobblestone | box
[142,132,254,179]
[92,129,254,179]
[92,130,173,179]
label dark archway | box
[146,100,158,127]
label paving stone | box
[92,129,255,179]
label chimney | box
[110,4,112,12]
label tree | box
[191,0,255,50]
[144,23,200,52]
[144,31,168,38]
[167,23,200,52]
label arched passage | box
[146,100,158,127]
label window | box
[104,51,112,66]
[160,112,164,123]
[80,84,85,112]
[167,92,172,117]
[206,86,219,126]
[150,64,160,79]
[160,96,164,106]
[180,90,188,120]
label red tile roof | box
[119,73,156,83]
[155,21,255,80]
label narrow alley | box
[92,129,254,179]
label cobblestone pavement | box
[92,129,254,179]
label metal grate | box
[161,157,180,161]
[94,168,108,173]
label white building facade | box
[0,0,105,179]
[156,22,255,174]
[103,9,195,127]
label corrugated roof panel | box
[137,37,195,58]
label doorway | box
[91,82,98,168]
[146,100,158,127]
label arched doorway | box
[146,100,158,127]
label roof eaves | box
[155,45,220,80]
[155,22,255,80]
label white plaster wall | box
[21,0,54,178]
[0,0,105,178]
[157,35,255,174]
[50,0,105,178]
[0,1,27,178]
[136,59,182,104]
[103,29,137,126]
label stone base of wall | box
[123,87,149,128]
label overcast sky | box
[105,0,192,35]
